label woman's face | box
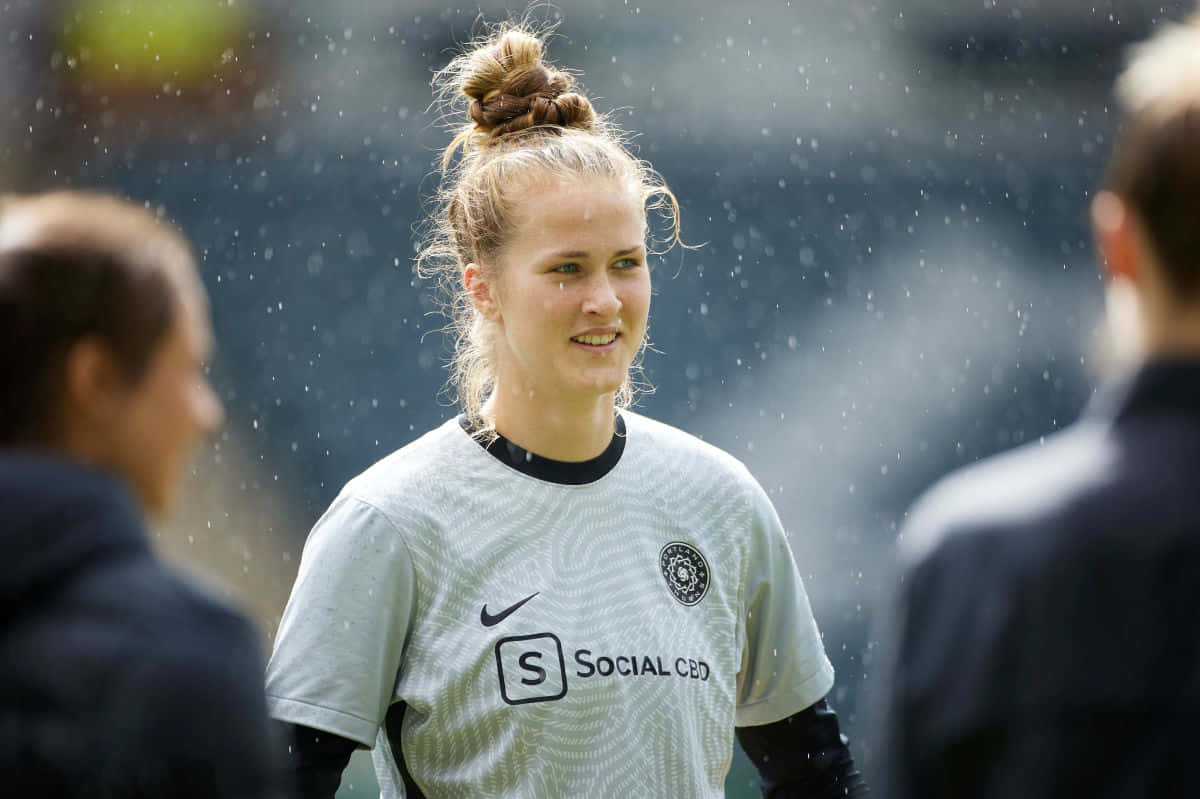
[102,295,224,514]
[482,176,650,405]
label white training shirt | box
[265,411,834,798]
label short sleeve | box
[265,494,416,747]
[735,479,835,727]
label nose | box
[196,378,225,436]
[581,271,621,317]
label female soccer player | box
[266,24,867,798]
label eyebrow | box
[550,245,644,260]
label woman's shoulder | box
[622,410,757,490]
[621,412,778,546]
[340,416,473,511]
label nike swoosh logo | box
[480,592,539,627]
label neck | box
[1144,319,1200,362]
[1137,289,1200,363]
[486,382,617,462]
[1101,281,1200,374]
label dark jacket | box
[880,359,1200,798]
[0,453,280,798]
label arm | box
[735,474,835,727]
[112,616,284,799]
[876,510,1024,799]
[736,698,868,798]
[265,495,416,775]
[734,472,867,795]
[280,722,358,799]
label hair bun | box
[460,30,595,138]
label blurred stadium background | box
[1,0,1191,794]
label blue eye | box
[552,263,580,274]
[613,258,639,269]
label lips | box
[571,332,619,346]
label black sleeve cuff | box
[279,722,358,799]
[735,697,869,798]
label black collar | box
[459,414,626,485]
[1089,357,1200,426]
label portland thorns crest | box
[659,542,710,606]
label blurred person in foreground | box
[877,13,1200,798]
[0,191,281,798]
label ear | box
[1092,191,1139,284]
[61,336,125,426]
[464,262,500,321]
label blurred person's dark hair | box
[1102,12,1200,297]
[0,192,197,445]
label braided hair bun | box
[456,30,595,139]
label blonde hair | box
[417,22,680,433]
[1115,11,1200,121]
[1103,12,1200,296]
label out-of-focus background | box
[1,0,1191,794]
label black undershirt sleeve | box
[735,697,869,798]
[279,722,358,799]
[282,701,868,799]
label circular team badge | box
[659,542,710,606]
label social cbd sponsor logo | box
[491,542,713,706]
[495,635,711,706]
[494,633,569,705]
[574,650,711,681]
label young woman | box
[266,24,867,799]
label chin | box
[138,467,182,517]
[567,374,625,397]
[138,489,171,518]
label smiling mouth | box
[571,332,619,346]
